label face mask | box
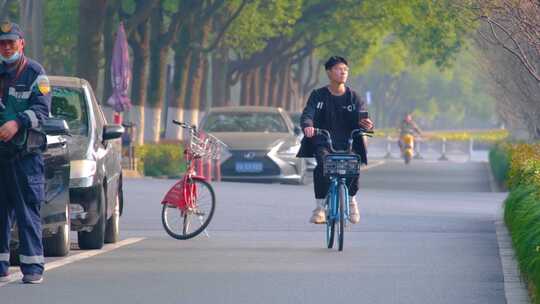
[0,51,21,64]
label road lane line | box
[361,160,385,171]
[0,237,145,287]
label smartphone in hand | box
[358,111,369,120]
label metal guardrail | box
[370,136,478,161]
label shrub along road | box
[3,160,507,304]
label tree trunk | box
[251,67,260,106]
[102,2,116,106]
[185,19,211,127]
[302,54,321,97]
[269,63,281,107]
[261,62,272,106]
[211,47,229,107]
[19,0,44,61]
[200,53,209,113]
[146,4,168,143]
[295,57,305,111]
[168,23,193,140]
[286,65,296,111]
[240,71,250,106]
[285,65,293,110]
[129,20,150,146]
[77,0,108,91]
[276,64,289,108]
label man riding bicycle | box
[296,56,373,224]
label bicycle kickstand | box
[198,216,210,238]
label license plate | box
[235,162,263,173]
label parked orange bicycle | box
[161,120,227,240]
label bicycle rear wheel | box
[338,184,346,251]
[162,178,216,240]
[326,196,335,249]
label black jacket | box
[296,86,368,164]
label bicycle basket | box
[188,129,227,160]
[323,154,361,177]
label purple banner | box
[107,22,131,112]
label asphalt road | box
[3,159,508,304]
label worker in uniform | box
[0,21,51,284]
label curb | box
[486,162,506,193]
[487,162,502,193]
[489,163,531,303]
[495,219,531,304]
[122,169,142,178]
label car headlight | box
[70,160,97,179]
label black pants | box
[313,147,359,199]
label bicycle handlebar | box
[172,120,196,130]
[173,120,229,151]
[315,128,374,153]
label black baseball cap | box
[0,21,23,41]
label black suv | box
[49,76,124,250]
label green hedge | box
[492,143,540,303]
[504,185,540,303]
[489,144,510,185]
[135,143,186,177]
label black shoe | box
[22,273,43,284]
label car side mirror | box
[293,125,302,136]
[103,124,125,141]
[42,118,70,136]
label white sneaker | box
[349,197,360,224]
[310,207,326,224]
[0,273,10,282]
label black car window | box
[203,112,288,133]
[51,87,89,136]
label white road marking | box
[361,160,385,171]
[1,237,145,287]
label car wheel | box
[78,186,106,250]
[44,203,70,256]
[104,189,120,244]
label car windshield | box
[51,87,89,136]
[203,112,288,133]
[289,113,301,127]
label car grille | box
[221,150,281,176]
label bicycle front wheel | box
[161,178,216,240]
[326,196,335,249]
[338,183,346,251]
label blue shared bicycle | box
[316,128,373,251]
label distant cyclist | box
[296,56,373,224]
[398,114,422,150]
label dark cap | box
[0,21,23,41]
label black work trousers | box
[313,146,359,199]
